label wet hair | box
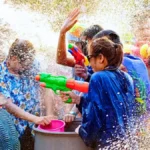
[80,25,103,40]
[94,30,122,45]
[8,39,35,62]
[90,37,123,68]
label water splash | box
[0,1,150,149]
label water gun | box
[68,43,89,66]
[35,73,89,103]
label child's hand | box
[33,115,57,126]
[60,91,81,104]
[63,113,76,123]
[0,94,8,105]
[60,8,80,34]
[74,64,88,80]
[75,125,81,134]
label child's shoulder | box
[91,71,109,81]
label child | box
[94,30,150,115]
[61,37,136,149]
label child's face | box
[88,52,108,72]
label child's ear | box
[98,54,105,64]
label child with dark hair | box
[93,30,122,45]
[61,37,136,149]
[93,30,150,115]
[80,24,103,43]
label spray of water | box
[0,1,150,149]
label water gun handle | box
[68,43,89,66]
[65,97,72,103]
[66,79,89,93]
[40,82,73,103]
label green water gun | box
[35,73,89,103]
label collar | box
[104,66,118,71]
[1,60,20,79]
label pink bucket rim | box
[38,119,66,131]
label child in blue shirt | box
[61,37,136,149]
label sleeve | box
[0,90,10,105]
[76,95,87,114]
[0,95,7,105]
[78,73,103,148]
[0,81,11,105]
[84,72,92,82]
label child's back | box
[123,54,150,114]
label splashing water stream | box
[0,0,150,149]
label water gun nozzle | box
[35,75,40,81]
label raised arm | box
[56,8,80,67]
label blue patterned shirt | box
[0,60,40,137]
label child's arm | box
[60,91,89,115]
[64,104,79,122]
[4,99,54,126]
[78,74,103,147]
[56,8,80,67]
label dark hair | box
[8,39,35,61]
[94,30,122,45]
[80,25,103,40]
[90,37,123,68]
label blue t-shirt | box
[77,69,135,148]
[123,54,150,113]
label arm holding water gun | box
[35,73,89,103]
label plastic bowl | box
[38,120,65,132]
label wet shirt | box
[0,60,40,137]
[77,69,135,148]
[123,54,150,114]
